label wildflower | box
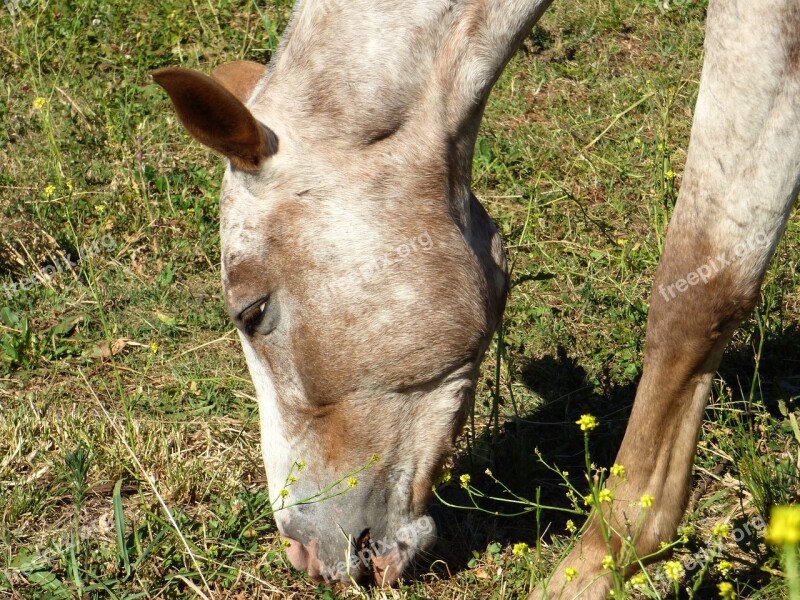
[679,525,693,544]
[598,489,614,503]
[564,567,578,582]
[66,179,74,192]
[279,488,289,498]
[717,560,732,576]
[297,460,306,471]
[566,520,577,534]
[602,555,615,570]
[634,137,642,144]
[95,204,106,213]
[460,474,471,488]
[149,342,158,353]
[718,581,735,599]
[287,475,298,484]
[512,542,530,556]
[44,184,56,198]
[438,467,452,484]
[629,572,647,588]
[33,97,47,110]
[640,494,654,508]
[371,454,380,463]
[609,463,625,478]
[665,169,676,180]
[485,468,493,477]
[576,414,598,432]
[347,477,358,488]
[766,505,800,545]
[712,523,730,540]
[584,494,594,507]
[659,541,669,549]
[663,560,684,582]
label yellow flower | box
[95,204,106,213]
[584,494,594,507]
[287,475,298,484]
[33,97,47,110]
[438,467,452,484]
[566,520,577,534]
[640,494,654,508]
[347,477,358,488]
[564,566,578,582]
[460,474,471,489]
[66,179,74,192]
[297,460,306,471]
[149,342,159,353]
[370,454,380,463]
[602,555,614,570]
[598,489,614,503]
[767,505,800,545]
[717,560,732,576]
[609,463,625,478]
[279,488,289,498]
[44,184,56,198]
[663,560,684,582]
[665,169,676,180]
[629,572,647,588]
[576,414,598,432]
[512,542,529,556]
[679,525,693,544]
[718,581,735,599]
[711,523,730,540]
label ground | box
[1,0,799,598]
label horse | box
[153,0,800,596]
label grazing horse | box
[153,0,800,596]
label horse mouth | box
[354,528,372,567]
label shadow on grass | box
[415,325,800,591]
[416,345,636,580]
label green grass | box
[1,0,798,598]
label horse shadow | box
[414,323,800,593]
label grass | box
[1,0,798,597]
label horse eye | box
[238,296,271,335]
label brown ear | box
[152,67,274,172]
[212,61,266,103]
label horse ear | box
[152,66,274,172]
[212,60,266,103]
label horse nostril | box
[283,537,309,571]
[283,537,324,581]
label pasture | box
[2,0,799,597]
